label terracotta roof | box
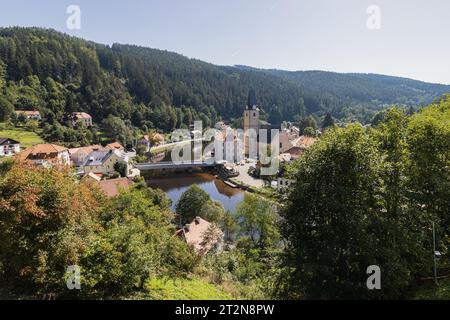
[98,177,132,197]
[68,144,104,155]
[82,171,102,182]
[105,142,124,151]
[15,110,40,116]
[72,112,92,119]
[176,217,223,254]
[291,136,316,149]
[18,144,68,160]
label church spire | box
[246,89,257,110]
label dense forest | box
[1,27,449,135]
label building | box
[17,144,71,166]
[278,124,301,153]
[0,138,20,157]
[139,133,165,153]
[277,177,295,193]
[71,112,93,127]
[82,173,133,197]
[98,177,133,197]
[105,142,125,153]
[214,129,244,164]
[69,145,105,167]
[176,217,223,255]
[15,110,42,121]
[81,149,126,175]
[284,136,317,160]
[243,104,260,156]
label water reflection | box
[146,173,245,213]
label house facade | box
[0,138,21,157]
[15,110,42,121]
[18,144,71,166]
[243,104,260,156]
[69,145,105,167]
[277,177,295,193]
[71,112,93,127]
[81,149,127,175]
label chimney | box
[195,217,201,224]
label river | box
[146,173,245,213]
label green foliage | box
[280,99,450,299]
[295,115,318,134]
[176,184,210,224]
[114,161,127,178]
[144,276,231,300]
[0,127,44,148]
[235,193,280,251]
[0,163,100,297]
[0,96,14,121]
[0,162,198,299]
[322,113,335,130]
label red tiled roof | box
[72,112,92,119]
[18,144,68,160]
[105,142,124,151]
[98,177,132,197]
[176,217,223,254]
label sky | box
[1,0,449,84]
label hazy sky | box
[1,0,449,84]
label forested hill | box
[0,27,449,130]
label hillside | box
[0,27,449,130]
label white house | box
[277,177,295,194]
[15,110,42,121]
[0,138,20,157]
[81,149,128,176]
[71,112,93,127]
[68,144,105,167]
[18,144,71,167]
[214,129,244,164]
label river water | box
[146,173,245,213]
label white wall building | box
[0,138,20,157]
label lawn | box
[145,277,232,300]
[0,127,44,148]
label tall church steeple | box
[246,89,257,110]
[243,89,260,156]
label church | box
[243,90,281,159]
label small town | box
[0,1,449,310]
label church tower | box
[243,90,260,157]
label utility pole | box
[433,222,438,285]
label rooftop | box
[72,112,92,119]
[98,177,132,197]
[83,150,115,166]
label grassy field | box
[0,126,44,148]
[145,277,232,300]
